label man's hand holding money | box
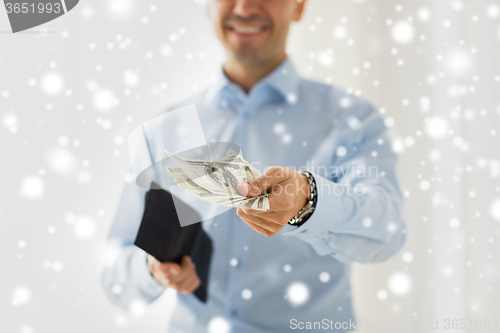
[236,167,311,237]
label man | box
[101,0,406,332]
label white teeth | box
[232,26,263,34]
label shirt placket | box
[222,90,254,323]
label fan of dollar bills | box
[164,148,270,211]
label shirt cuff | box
[281,172,350,260]
[131,248,166,296]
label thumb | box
[237,166,291,197]
[181,255,195,269]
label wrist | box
[288,171,317,227]
[299,172,310,204]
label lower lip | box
[227,29,268,39]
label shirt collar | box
[205,55,301,105]
[255,55,301,103]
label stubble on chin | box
[230,44,269,66]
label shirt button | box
[230,258,240,267]
[231,308,238,317]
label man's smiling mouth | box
[226,23,269,36]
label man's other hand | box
[147,254,201,294]
[236,166,310,237]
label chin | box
[227,44,265,59]
[232,51,266,64]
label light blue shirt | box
[101,56,406,333]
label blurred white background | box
[1,0,500,332]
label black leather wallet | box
[134,182,213,303]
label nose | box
[232,0,262,18]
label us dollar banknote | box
[164,149,270,211]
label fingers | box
[237,207,287,225]
[166,256,200,294]
[152,262,180,287]
[237,166,291,197]
[165,256,194,284]
[177,274,201,294]
[236,182,252,196]
[243,220,276,237]
[162,262,181,277]
[244,189,294,216]
[148,254,180,278]
[235,169,311,237]
[147,257,181,287]
[148,254,201,294]
[181,255,195,269]
[245,172,309,219]
[238,193,294,224]
[238,210,284,230]
[237,209,282,235]
[148,254,158,265]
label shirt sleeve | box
[282,103,406,263]
[101,179,166,310]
